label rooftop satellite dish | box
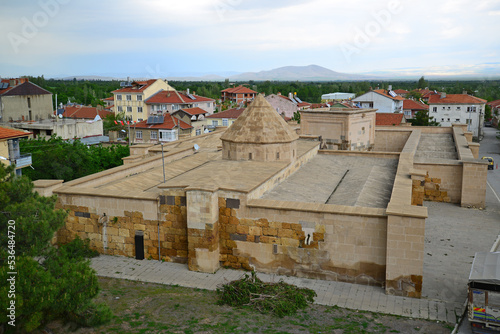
[58,114,63,118]
[194,144,200,152]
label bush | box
[60,236,99,260]
[68,302,113,327]
[216,271,316,317]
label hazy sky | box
[1,0,499,78]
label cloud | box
[0,0,499,77]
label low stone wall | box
[413,163,462,203]
[374,129,412,152]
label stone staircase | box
[414,133,458,162]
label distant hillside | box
[228,65,377,81]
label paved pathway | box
[91,187,500,326]
[91,254,456,323]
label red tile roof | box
[176,107,208,116]
[311,103,329,109]
[376,113,406,126]
[0,126,31,140]
[428,94,487,104]
[403,99,428,110]
[103,96,114,101]
[62,106,113,119]
[134,113,192,130]
[105,104,114,110]
[206,107,245,119]
[145,90,214,104]
[394,89,409,94]
[221,85,257,94]
[112,79,157,93]
[1,81,51,96]
[373,89,404,101]
[487,100,500,108]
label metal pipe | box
[161,143,165,183]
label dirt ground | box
[40,277,453,334]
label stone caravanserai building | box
[35,95,488,298]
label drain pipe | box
[157,196,162,262]
[99,213,108,254]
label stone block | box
[249,226,262,236]
[229,217,239,225]
[236,225,249,234]
[134,224,146,231]
[263,227,278,236]
[119,228,130,237]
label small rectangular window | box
[249,153,252,160]
[137,95,143,101]
[138,107,143,113]
[117,95,122,101]
[276,152,280,159]
[126,95,132,101]
[118,106,123,112]
[222,119,228,126]
[151,131,158,140]
[212,120,218,126]
[127,106,132,112]
[136,131,142,139]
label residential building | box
[0,78,53,122]
[130,114,192,144]
[172,107,209,136]
[145,90,215,116]
[10,118,105,142]
[376,113,407,126]
[413,88,438,102]
[221,85,257,104]
[0,126,32,175]
[59,105,113,120]
[321,92,355,102]
[102,96,114,107]
[487,100,500,117]
[428,93,487,138]
[264,93,298,119]
[205,107,245,130]
[402,99,428,120]
[353,88,404,113]
[394,89,409,98]
[112,79,175,122]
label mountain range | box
[58,63,500,82]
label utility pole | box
[477,110,482,141]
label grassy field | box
[41,277,453,334]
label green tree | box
[0,164,111,332]
[417,76,428,89]
[409,110,440,126]
[19,136,129,182]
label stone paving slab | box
[91,254,453,323]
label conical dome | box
[221,94,299,144]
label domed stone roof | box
[220,94,299,144]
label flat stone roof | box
[55,138,319,197]
[261,154,398,208]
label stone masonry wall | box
[56,195,189,262]
[219,197,325,271]
[219,196,388,286]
